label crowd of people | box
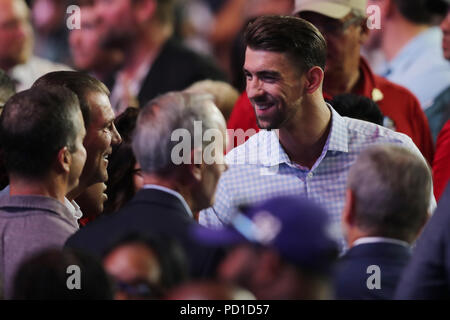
[0,0,449,300]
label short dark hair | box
[394,0,448,24]
[330,94,384,125]
[244,15,327,72]
[0,69,15,108]
[32,71,110,127]
[12,248,113,300]
[0,86,81,178]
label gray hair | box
[347,144,432,241]
[132,91,225,175]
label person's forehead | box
[244,48,294,71]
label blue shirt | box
[199,107,431,250]
[381,27,450,110]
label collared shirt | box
[200,106,434,250]
[381,27,450,110]
[64,198,83,220]
[353,237,410,249]
[0,185,82,224]
[143,184,194,219]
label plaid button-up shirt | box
[199,106,433,250]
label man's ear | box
[343,189,356,227]
[134,0,157,24]
[304,66,324,94]
[57,147,71,174]
[188,148,203,183]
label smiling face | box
[81,91,122,187]
[244,48,305,130]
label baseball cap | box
[192,196,339,275]
[294,0,367,19]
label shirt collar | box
[64,198,83,220]
[142,184,194,219]
[254,104,349,167]
[353,237,410,248]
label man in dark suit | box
[395,182,450,299]
[335,144,432,299]
[94,0,227,115]
[65,91,228,279]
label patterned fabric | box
[200,106,432,250]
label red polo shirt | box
[227,57,434,164]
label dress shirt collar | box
[142,184,194,219]
[254,104,349,167]
[64,198,83,220]
[353,236,410,249]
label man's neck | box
[120,24,171,79]
[382,18,430,62]
[278,98,331,169]
[323,65,361,97]
[9,175,67,204]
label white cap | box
[294,0,367,19]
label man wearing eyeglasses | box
[227,0,434,165]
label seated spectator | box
[186,80,239,121]
[0,0,71,91]
[103,107,142,215]
[0,86,87,298]
[65,91,228,279]
[329,93,384,125]
[165,281,255,300]
[194,195,339,300]
[12,248,113,300]
[335,144,432,299]
[395,182,450,299]
[103,233,188,300]
[32,71,122,223]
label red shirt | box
[433,120,450,201]
[227,57,434,164]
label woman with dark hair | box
[103,107,143,215]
